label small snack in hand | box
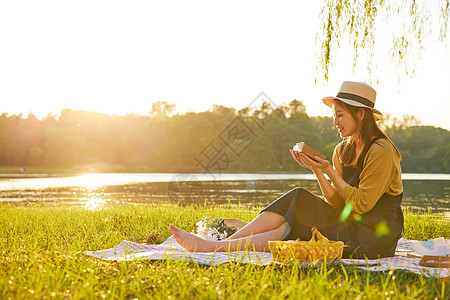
[292,142,326,161]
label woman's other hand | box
[289,150,331,171]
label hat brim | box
[322,96,383,121]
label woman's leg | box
[169,222,287,253]
[227,210,286,240]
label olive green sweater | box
[325,138,403,214]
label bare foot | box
[168,224,221,252]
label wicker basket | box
[268,227,344,263]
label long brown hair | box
[338,101,401,168]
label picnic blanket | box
[83,237,449,279]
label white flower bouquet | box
[194,217,240,241]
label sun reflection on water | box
[67,174,118,190]
[82,197,107,211]
[0,174,448,214]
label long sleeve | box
[339,141,403,214]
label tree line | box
[0,100,448,174]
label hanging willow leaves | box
[315,0,450,83]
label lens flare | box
[375,220,390,237]
[339,202,353,223]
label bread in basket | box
[268,227,344,263]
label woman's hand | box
[289,150,332,171]
[290,149,342,201]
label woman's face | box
[332,101,360,138]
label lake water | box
[0,173,448,214]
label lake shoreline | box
[0,172,449,181]
[0,174,448,213]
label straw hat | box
[322,81,383,121]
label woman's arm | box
[336,150,400,214]
[312,169,336,199]
[293,143,401,214]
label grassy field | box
[0,204,448,299]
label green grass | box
[0,204,448,299]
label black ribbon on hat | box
[336,92,374,108]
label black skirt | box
[262,187,403,259]
[262,187,352,241]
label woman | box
[169,81,404,259]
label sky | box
[1,1,449,129]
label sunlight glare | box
[82,197,107,211]
[67,174,116,190]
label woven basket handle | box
[310,227,330,243]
